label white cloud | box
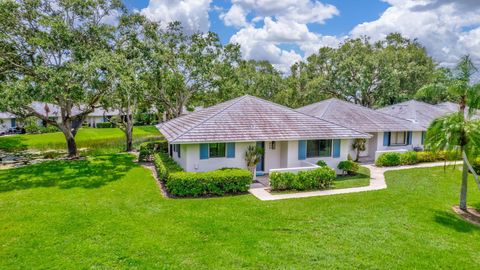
[224,1,341,72]
[230,17,341,72]
[141,0,212,33]
[351,0,480,68]
[228,0,338,24]
[220,4,249,28]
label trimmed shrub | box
[400,151,418,165]
[417,151,436,163]
[166,169,252,197]
[438,150,461,161]
[316,160,328,167]
[153,152,183,180]
[96,122,114,128]
[139,140,168,161]
[270,167,336,191]
[337,160,360,175]
[375,152,401,167]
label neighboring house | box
[0,102,119,133]
[0,112,17,134]
[157,95,371,175]
[297,98,423,160]
[376,100,455,154]
[436,101,480,119]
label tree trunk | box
[355,148,360,162]
[125,118,133,152]
[460,152,469,211]
[63,129,78,158]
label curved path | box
[249,161,460,201]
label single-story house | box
[296,98,424,161]
[376,100,457,152]
[0,112,17,134]
[377,100,453,130]
[0,102,119,133]
[158,95,371,175]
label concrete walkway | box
[249,161,460,201]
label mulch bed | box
[452,206,480,227]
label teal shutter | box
[11,118,16,128]
[332,139,341,158]
[200,144,209,159]
[226,143,235,158]
[421,131,425,145]
[298,140,306,160]
[383,132,390,146]
[407,131,412,145]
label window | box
[306,140,332,158]
[269,141,276,150]
[173,144,181,158]
[390,132,407,146]
[209,143,226,158]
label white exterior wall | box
[0,118,13,133]
[171,144,188,170]
[374,131,425,160]
[183,142,255,172]
[411,131,424,149]
[174,139,350,174]
[264,141,282,172]
[85,116,106,127]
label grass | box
[333,166,370,189]
[0,126,162,154]
[1,156,480,269]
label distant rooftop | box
[377,100,452,129]
[297,98,422,132]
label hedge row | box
[153,152,184,180]
[96,122,115,128]
[167,169,252,197]
[139,140,168,161]
[270,166,336,191]
[152,152,252,197]
[375,151,461,167]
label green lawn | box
[333,166,370,189]
[1,155,480,269]
[0,126,162,153]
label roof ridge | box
[311,98,416,126]
[255,96,370,137]
[170,95,249,143]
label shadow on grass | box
[0,154,137,192]
[434,210,476,233]
[0,136,28,152]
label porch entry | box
[256,141,265,176]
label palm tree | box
[352,138,366,162]
[425,55,480,211]
[244,145,263,179]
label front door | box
[256,141,265,176]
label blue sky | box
[125,0,480,73]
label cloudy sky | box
[123,0,480,73]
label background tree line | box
[0,0,474,157]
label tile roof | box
[158,95,371,144]
[377,100,452,129]
[436,101,480,120]
[297,98,422,132]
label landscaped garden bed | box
[375,150,462,167]
[148,145,252,198]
